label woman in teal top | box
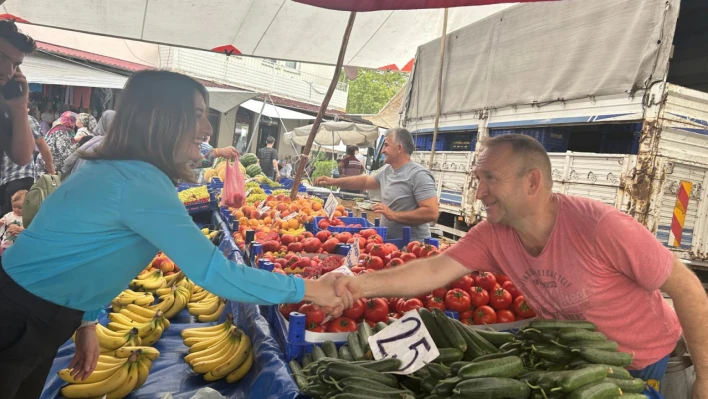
[0,70,347,399]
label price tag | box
[323,193,338,219]
[344,243,360,268]
[282,212,299,221]
[245,188,253,197]
[331,264,354,276]
[368,310,439,375]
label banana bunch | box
[73,325,142,352]
[182,319,254,383]
[129,270,167,293]
[178,185,210,204]
[59,347,159,399]
[110,289,155,311]
[279,226,307,236]
[107,307,169,346]
[151,285,191,319]
[164,270,185,287]
[188,291,226,322]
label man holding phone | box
[0,21,36,171]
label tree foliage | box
[345,69,408,114]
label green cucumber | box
[358,322,374,359]
[532,345,575,363]
[312,344,327,361]
[322,340,339,359]
[575,364,632,380]
[331,394,395,399]
[498,341,523,352]
[603,377,645,393]
[421,375,438,393]
[431,309,467,353]
[436,348,464,363]
[457,356,523,379]
[341,385,411,398]
[302,353,314,367]
[557,365,608,392]
[567,381,621,399]
[433,377,462,396]
[470,351,514,363]
[569,340,619,352]
[348,331,367,361]
[305,383,332,398]
[577,348,633,367]
[338,345,354,361]
[426,363,451,380]
[522,328,558,343]
[452,320,485,360]
[610,395,648,399]
[374,322,389,333]
[324,362,399,388]
[453,377,531,398]
[449,361,470,376]
[474,329,516,347]
[358,358,403,373]
[559,328,607,343]
[419,308,452,348]
[519,370,545,384]
[537,371,572,390]
[289,360,308,390]
[337,376,404,391]
[530,320,597,331]
[461,324,498,354]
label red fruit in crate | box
[495,274,510,285]
[343,299,366,320]
[387,258,405,267]
[363,255,384,270]
[302,238,322,253]
[475,272,498,292]
[432,287,448,298]
[400,252,417,263]
[364,298,389,322]
[406,241,421,253]
[369,244,389,259]
[490,288,513,310]
[388,298,400,313]
[497,309,516,323]
[318,219,330,230]
[444,288,471,312]
[327,317,358,333]
[315,230,331,242]
[359,229,376,238]
[307,323,326,333]
[287,242,304,252]
[427,250,441,257]
[398,298,423,313]
[426,296,447,312]
[390,250,402,259]
[158,260,175,273]
[368,234,384,244]
[502,281,521,299]
[262,240,281,253]
[302,232,314,239]
[469,286,490,307]
[473,306,497,325]
[337,232,353,243]
[321,238,340,254]
[449,275,474,292]
[513,296,536,319]
[299,303,325,325]
[280,234,296,246]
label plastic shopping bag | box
[220,156,245,208]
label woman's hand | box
[303,273,353,317]
[215,146,239,160]
[69,324,100,381]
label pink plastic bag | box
[221,156,245,208]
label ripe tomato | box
[513,296,536,319]
[384,243,399,254]
[299,303,325,325]
[327,317,358,332]
[369,244,389,259]
[426,296,447,311]
[427,249,441,257]
[307,323,327,332]
[388,297,400,312]
[417,244,435,257]
[359,229,376,238]
[399,298,424,313]
[279,303,299,320]
[459,310,474,321]
[400,252,417,263]
[364,298,389,322]
[302,237,322,253]
[496,309,516,323]
[337,232,353,244]
[321,238,340,254]
[469,286,490,307]
[489,288,513,311]
[363,255,384,270]
[368,234,384,244]
[390,250,402,259]
[387,258,405,267]
[449,275,474,291]
[406,241,422,253]
[495,274,510,285]
[444,288,471,312]
[315,230,332,242]
[502,281,521,299]
[343,299,366,320]
[287,242,304,252]
[432,287,448,298]
[473,305,497,325]
[475,272,498,292]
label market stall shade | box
[240,100,316,120]
[293,0,558,12]
[1,0,513,70]
[284,121,379,147]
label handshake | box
[303,273,360,316]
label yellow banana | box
[98,354,126,365]
[131,294,156,307]
[119,308,154,324]
[96,326,131,351]
[124,304,159,319]
[189,294,219,307]
[192,332,241,374]
[190,290,209,302]
[184,330,233,364]
[112,346,160,361]
[182,327,230,347]
[155,287,173,297]
[181,316,234,337]
[163,293,183,319]
[57,361,124,384]
[188,332,240,368]
[107,321,153,337]
[108,313,143,326]
[188,327,233,353]
[134,357,152,390]
[204,332,252,381]
[225,352,254,383]
[198,301,226,322]
[147,293,175,313]
[181,324,233,340]
[188,298,220,316]
[164,271,185,287]
[59,362,130,398]
[129,276,166,291]
[103,358,139,399]
[141,321,163,346]
[136,269,162,280]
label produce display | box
[289,315,641,399]
[178,185,210,206]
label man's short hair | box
[387,128,415,155]
[481,133,553,187]
[0,21,36,53]
[266,136,275,144]
[346,145,356,156]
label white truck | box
[389,0,708,272]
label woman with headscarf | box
[62,111,114,179]
[37,111,78,175]
[73,113,97,144]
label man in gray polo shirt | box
[315,128,439,241]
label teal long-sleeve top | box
[3,160,305,322]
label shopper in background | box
[332,134,708,397]
[0,104,54,213]
[316,128,439,241]
[337,145,364,194]
[39,107,54,135]
[0,70,347,399]
[0,189,26,254]
[72,113,97,143]
[257,135,279,180]
[0,21,36,174]
[280,159,293,178]
[61,110,114,179]
[354,145,366,166]
[36,111,77,176]
[199,135,213,156]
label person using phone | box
[0,21,36,170]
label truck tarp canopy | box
[284,121,379,146]
[2,0,511,70]
[292,0,554,12]
[404,0,680,121]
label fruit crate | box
[313,216,387,239]
[177,183,218,214]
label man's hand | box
[69,325,100,381]
[304,273,353,317]
[215,146,239,159]
[47,164,57,175]
[334,275,363,304]
[372,203,395,220]
[315,176,334,187]
[2,67,29,112]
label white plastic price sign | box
[282,212,299,221]
[245,188,253,197]
[368,310,439,375]
[331,264,355,276]
[323,193,338,220]
[344,243,360,268]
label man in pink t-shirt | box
[333,134,708,397]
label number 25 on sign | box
[368,310,439,374]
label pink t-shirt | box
[445,194,681,369]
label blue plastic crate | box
[313,216,387,239]
[414,134,452,151]
[383,226,412,249]
[178,184,217,214]
[491,128,569,152]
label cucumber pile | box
[288,311,645,399]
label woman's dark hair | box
[0,21,36,53]
[82,70,208,182]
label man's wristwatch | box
[79,320,98,329]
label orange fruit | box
[281,210,291,218]
[281,221,289,230]
[288,219,300,229]
[234,210,244,219]
[249,219,259,227]
[336,205,345,213]
[333,211,342,217]
[264,216,272,225]
[312,202,322,211]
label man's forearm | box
[389,206,438,225]
[38,140,55,172]
[9,115,33,165]
[671,274,708,379]
[333,175,372,190]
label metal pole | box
[428,8,448,170]
[290,11,357,200]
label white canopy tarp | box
[240,100,316,120]
[284,121,379,146]
[24,52,257,112]
[3,1,512,70]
